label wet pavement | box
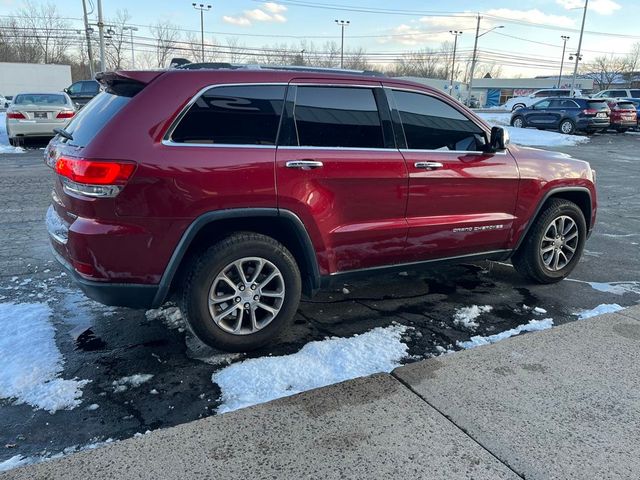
[1,133,639,463]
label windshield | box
[13,94,67,106]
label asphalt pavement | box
[1,132,639,465]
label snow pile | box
[477,112,590,147]
[0,438,114,473]
[112,374,154,393]
[453,305,493,330]
[457,318,554,349]
[587,281,640,295]
[0,112,25,153]
[0,303,89,413]
[145,304,185,331]
[577,303,624,320]
[213,324,410,413]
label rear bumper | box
[7,120,66,137]
[50,245,159,308]
[576,118,609,130]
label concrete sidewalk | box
[3,306,640,480]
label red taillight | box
[55,157,136,185]
[582,108,598,115]
[56,111,75,119]
[7,112,25,119]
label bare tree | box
[388,45,450,79]
[624,43,640,86]
[104,10,132,70]
[582,54,628,91]
[151,21,180,68]
[17,1,71,63]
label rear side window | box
[610,90,627,97]
[64,91,133,147]
[293,86,384,148]
[630,90,640,98]
[170,85,285,145]
[81,81,100,95]
[392,90,483,151]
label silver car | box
[5,92,76,146]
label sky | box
[0,0,638,77]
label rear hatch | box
[610,101,637,122]
[582,100,610,120]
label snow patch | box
[213,324,410,413]
[587,281,640,295]
[112,374,154,393]
[0,302,89,413]
[145,304,185,332]
[457,318,554,349]
[0,112,26,153]
[577,303,624,320]
[453,305,493,330]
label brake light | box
[56,111,75,119]
[54,157,136,197]
[582,109,598,115]
[7,112,25,119]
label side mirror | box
[490,126,509,151]
[63,88,69,94]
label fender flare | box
[512,186,593,252]
[151,208,321,308]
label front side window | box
[293,86,384,148]
[533,99,551,109]
[171,85,286,145]
[534,91,551,97]
[392,90,484,151]
[610,90,627,97]
[67,82,83,95]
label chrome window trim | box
[278,145,397,152]
[399,148,507,156]
[162,82,288,147]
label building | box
[0,62,72,97]
[470,76,595,107]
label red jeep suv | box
[45,68,597,351]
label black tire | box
[180,232,301,352]
[616,127,628,133]
[511,116,526,128]
[8,137,15,147]
[559,119,575,135]
[511,103,526,111]
[511,199,587,284]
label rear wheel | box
[511,116,525,128]
[559,119,575,135]
[511,103,526,111]
[180,233,301,352]
[8,137,15,147]
[512,199,586,284]
[616,127,628,133]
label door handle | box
[414,161,443,170]
[286,160,324,170]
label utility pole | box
[124,26,138,68]
[467,17,504,105]
[81,0,95,77]
[449,30,462,98]
[570,0,589,96]
[97,0,106,72]
[335,19,350,68]
[193,3,212,62]
[558,35,570,88]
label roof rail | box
[168,58,385,77]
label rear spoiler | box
[95,71,164,96]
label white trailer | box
[0,62,73,97]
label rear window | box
[586,100,609,110]
[63,91,132,147]
[170,85,286,145]
[616,102,635,110]
[14,94,67,106]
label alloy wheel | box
[539,215,579,271]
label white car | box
[5,92,76,146]
[504,88,581,111]
[591,88,640,99]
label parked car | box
[510,97,610,134]
[504,89,581,111]
[618,98,640,127]
[45,68,596,352]
[591,88,640,99]
[64,80,100,107]
[6,92,76,146]
[605,99,637,133]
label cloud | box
[222,2,287,27]
[485,8,575,27]
[556,0,621,15]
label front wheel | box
[559,119,575,135]
[511,116,525,128]
[180,233,301,352]
[511,103,526,111]
[512,199,587,284]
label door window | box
[67,82,83,95]
[533,99,551,109]
[391,90,484,151]
[293,86,385,148]
[81,81,99,95]
[170,85,286,145]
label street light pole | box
[467,16,504,105]
[570,0,589,96]
[449,30,462,98]
[558,35,570,88]
[97,0,105,72]
[193,3,212,62]
[81,0,95,77]
[124,26,138,69]
[335,20,350,68]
